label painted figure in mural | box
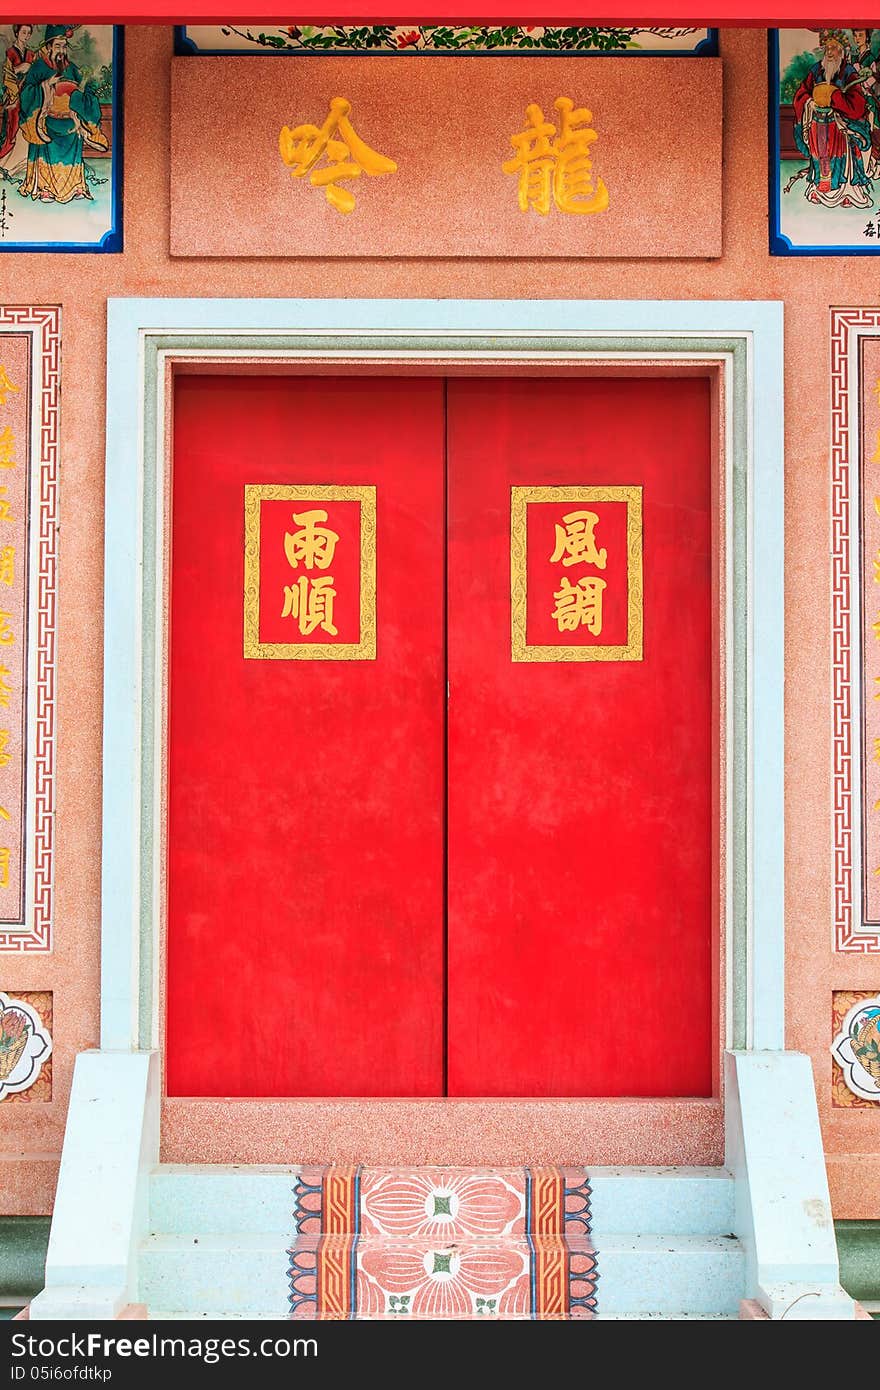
[791,29,874,208]
[852,28,880,171]
[853,28,879,89]
[17,24,108,203]
[0,25,36,178]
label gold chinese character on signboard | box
[282,508,340,636]
[0,613,14,645]
[0,427,14,470]
[0,367,19,407]
[0,547,13,588]
[0,731,11,768]
[284,509,339,571]
[0,488,13,523]
[0,848,9,888]
[282,574,339,637]
[550,509,608,569]
[503,97,609,216]
[551,574,607,635]
[279,97,397,215]
[0,666,11,708]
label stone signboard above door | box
[169,55,722,258]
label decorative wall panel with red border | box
[0,308,58,955]
[831,309,880,952]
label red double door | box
[167,373,713,1100]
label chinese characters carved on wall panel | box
[170,56,722,259]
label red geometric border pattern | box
[0,306,58,954]
[831,307,880,953]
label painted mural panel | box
[0,23,121,252]
[170,56,722,258]
[0,989,51,1100]
[831,309,880,952]
[177,24,717,56]
[0,308,58,955]
[771,28,880,255]
[832,990,880,1105]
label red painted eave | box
[1,7,878,25]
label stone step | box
[583,1167,734,1237]
[288,1232,598,1318]
[148,1164,735,1238]
[138,1231,745,1318]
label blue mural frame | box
[175,24,718,58]
[769,27,879,257]
[0,24,123,255]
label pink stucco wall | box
[0,24,876,1218]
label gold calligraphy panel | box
[511,485,643,662]
[244,483,376,660]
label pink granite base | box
[741,1299,872,1321]
[12,1303,147,1321]
[161,1097,723,1166]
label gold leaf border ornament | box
[243,484,376,660]
[511,485,643,662]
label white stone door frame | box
[100,297,785,1081]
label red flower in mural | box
[0,1007,29,1085]
[0,1008,25,1040]
[396,30,421,48]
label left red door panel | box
[166,375,446,1097]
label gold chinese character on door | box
[511,485,643,662]
[244,485,376,660]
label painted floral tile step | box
[288,1167,599,1318]
[293,1164,592,1237]
[288,1234,599,1320]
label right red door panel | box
[446,376,714,1098]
